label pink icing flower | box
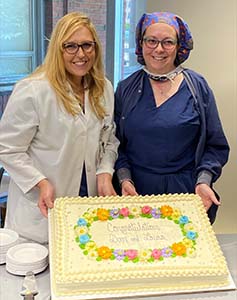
[141,205,152,214]
[125,249,138,260]
[151,249,162,260]
[120,207,130,217]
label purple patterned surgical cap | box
[135,12,193,65]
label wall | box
[46,0,107,57]
[146,0,237,233]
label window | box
[106,0,146,88]
[0,0,44,92]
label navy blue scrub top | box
[124,75,200,195]
[79,163,88,197]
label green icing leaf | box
[123,257,129,262]
[148,257,154,262]
[159,256,164,261]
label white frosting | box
[49,194,229,297]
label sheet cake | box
[49,193,229,299]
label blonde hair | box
[31,12,106,118]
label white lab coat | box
[0,75,119,243]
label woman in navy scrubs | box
[114,12,229,224]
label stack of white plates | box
[0,228,19,264]
[6,243,49,275]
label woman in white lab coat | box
[0,12,119,243]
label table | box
[0,234,236,300]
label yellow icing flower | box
[74,226,88,236]
[87,250,98,259]
[171,242,186,256]
[97,208,110,221]
[97,246,112,259]
[129,206,140,217]
[184,223,197,232]
[171,208,181,220]
[186,247,197,258]
[160,205,173,217]
[85,241,96,251]
[87,208,97,218]
[139,249,152,261]
[182,237,194,248]
[83,212,94,223]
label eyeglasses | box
[63,41,96,54]
[143,37,177,50]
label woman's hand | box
[121,180,138,196]
[97,173,117,196]
[37,179,55,217]
[195,183,220,211]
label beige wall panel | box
[147,0,237,233]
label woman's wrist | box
[120,178,134,187]
[117,168,132,185]
[196,170,213,186]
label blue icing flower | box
[77,218,87,226]
[186,231,197,240]
[179,215,189,224]
[79,234,90,244]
